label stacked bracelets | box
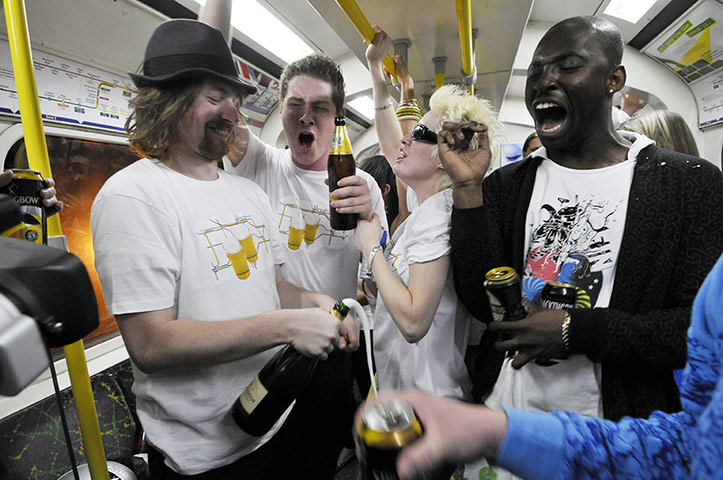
[396,98,422,121]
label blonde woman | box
[620,109,699,156]
[354,84,504,400]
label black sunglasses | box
[411,124,438,144]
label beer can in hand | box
[537,281,577,365]
[483,266,527,322]
[541,281,577,310]
[356,400,423,480]
[0,169,47,244]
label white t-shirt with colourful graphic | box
[476,132,654,480]
[92,158,287,474]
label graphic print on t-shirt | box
[276,194,350,251]
[522,194,623,308]
[197,214,273,283]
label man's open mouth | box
[535,101,568,135]
[299,132,315,147]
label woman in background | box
[620,109,699,156]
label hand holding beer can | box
[536,281,578,365]
[356,399,423,480]
[483,266,527,322]
[0,169,48,244]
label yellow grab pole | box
[435,72,445,90]
[335,0,397,82]
[455,0,475,94]
[3,1,110,479]
[64,340,110,480]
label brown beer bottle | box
[328,116,357,230]
[231,300,350,436]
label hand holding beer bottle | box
[326,117,375,224]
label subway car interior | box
[1,0,721,478]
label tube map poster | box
[642,0,723,128]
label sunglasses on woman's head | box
[411,124,438,144]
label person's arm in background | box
[197,0,252,169]
[366,26,402,168]
[390,53,419,232]
[198,0,232,44]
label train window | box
[4,135,139,349]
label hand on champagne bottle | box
[291,308,349,360]
[328,175,374,220]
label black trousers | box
[291,349,354,479]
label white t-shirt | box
[374,189,473,400]
[91,158,287,474]
[224,132,388,301]
[479,132,654,480]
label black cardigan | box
[451,145,723,420]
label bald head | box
[544,16,624,67]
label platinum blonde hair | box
[428,84,506,192]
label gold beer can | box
[356,400,423,480]
[0,169,47,244]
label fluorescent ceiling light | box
[347,96,375,121]
[603,0,658,24]
[195,0,313,64]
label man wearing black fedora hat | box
[199,2,388,478]
[91,18,358,479]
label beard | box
[198,130,231,161]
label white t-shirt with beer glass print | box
[224,131,388,301]
[478,132,654,480]
[373,189,473,400]
[92,158,287,475]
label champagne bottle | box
[231,300,350,436]
[328,116,357,230]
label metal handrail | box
[455,0,476,94]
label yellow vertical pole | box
[335,0,397,82]
[455,0,475,95]
[3,1,110,479]
[435,73,445,90]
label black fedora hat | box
[129,19,256,95]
